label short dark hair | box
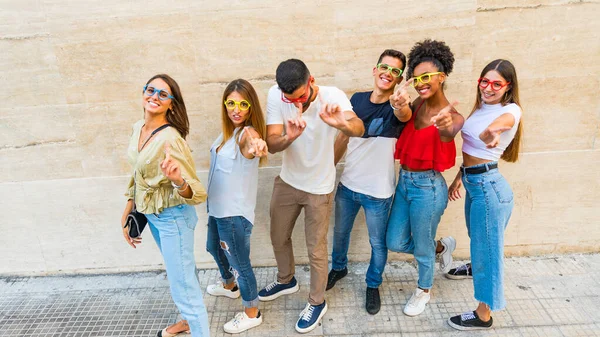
[406,39,455,79]
[377,49,407,72]
[276,59,310,94]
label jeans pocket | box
[411,177,434,189]
[241,217,254,236]
[178,205,198,230]
[490,180,513,204]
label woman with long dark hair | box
[205,79,268,334]
[446,59,523,330]
[121,74,209,337]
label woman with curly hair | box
[446,59,523,330]
[387,39,464,316]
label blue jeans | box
[462,163,513,311]
[332,183,392,288]
[146,204,209,337]
[386,169,448,290]
[206,216,259,308]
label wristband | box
[390,101,398,111]
[171,179,187,190]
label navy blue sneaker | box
[258,277,299,301]
[295,301,328,333]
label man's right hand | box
[285,102,306,141]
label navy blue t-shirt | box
[350,91,405,139]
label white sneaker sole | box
[447,317,492,331]
[207,287,241,299]
[258,283,299,302]
[295,303,328,334]
[444,273,473,280]
[223,316,263,334]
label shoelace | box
[461,312,476,321]
[455,263,471,274]
[231,312,246,327]
[264,281,280,292]
[299,303,315,322]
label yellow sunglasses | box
[411,72,443,87]
[224,99,251,111]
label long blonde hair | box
[220,79,267,165]
[470,59,523,162]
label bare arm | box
[339,110,365,137]
[479,113,516,148]
[390,80,413,122]
[267,124,295,154]
[333,132,350,165]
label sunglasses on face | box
[281,77,312,104]
[224,99,251,111]
[411,72,443,87]
[143,85,174,101]
[478,78,510,91]
[376,63,403,78]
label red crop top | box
[394,101,456,172]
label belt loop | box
[460,165,465,175]
[484,163,489,172]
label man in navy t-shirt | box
[327,49,412,315]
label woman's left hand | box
[161,143,184,186]
[431,101,458,131]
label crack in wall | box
[1,139,75,150]
[0,33,51,41]
[477,0,596,12]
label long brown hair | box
[145,74,189,139]
[470,59,523,162]
[220,79,267,165]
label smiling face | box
[225,91,251,127]
[373,56,404,92]
[479,70,510,105]
[412,61,445,99]
[143,78,173,116]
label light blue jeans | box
[386,169,448,290]
[146,204,210,337]
[462,162,513,311]
[332,183,392,288]
[206,215,259,308]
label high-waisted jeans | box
[146,204,210,337]
[386,169,448,290]
[206,215,259,308]
[462,162,513,311]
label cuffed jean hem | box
[243,296,260,309]
[223,275,236,285]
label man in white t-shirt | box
[257,58,364,334]
[325,50,412,315]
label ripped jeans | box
[206,216,258,308]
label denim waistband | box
[399,169,440,180]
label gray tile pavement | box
[1,254,599,336]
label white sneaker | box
[403,288,431,316]
[223,311,263,334]
[438,236,456,273]
[206,281,240,299]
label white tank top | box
[461,103,522,161]
[207,128,259,224]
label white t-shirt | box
[340,137,397,199]
[461,103,522,161]
[266,85,353,194]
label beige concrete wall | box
[1,0,599,275]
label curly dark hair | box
[406,39,455,79]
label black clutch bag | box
[126,207,147,238]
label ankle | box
[223,282,236,290]
[435,240,444,253]
[245,307,259,318]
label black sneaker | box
[445,263,473,280]
[448,311,493,331]
[365,287,380,315]
[326,268,348,290]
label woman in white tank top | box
[205,79,268,334]
[445,60,524,331]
